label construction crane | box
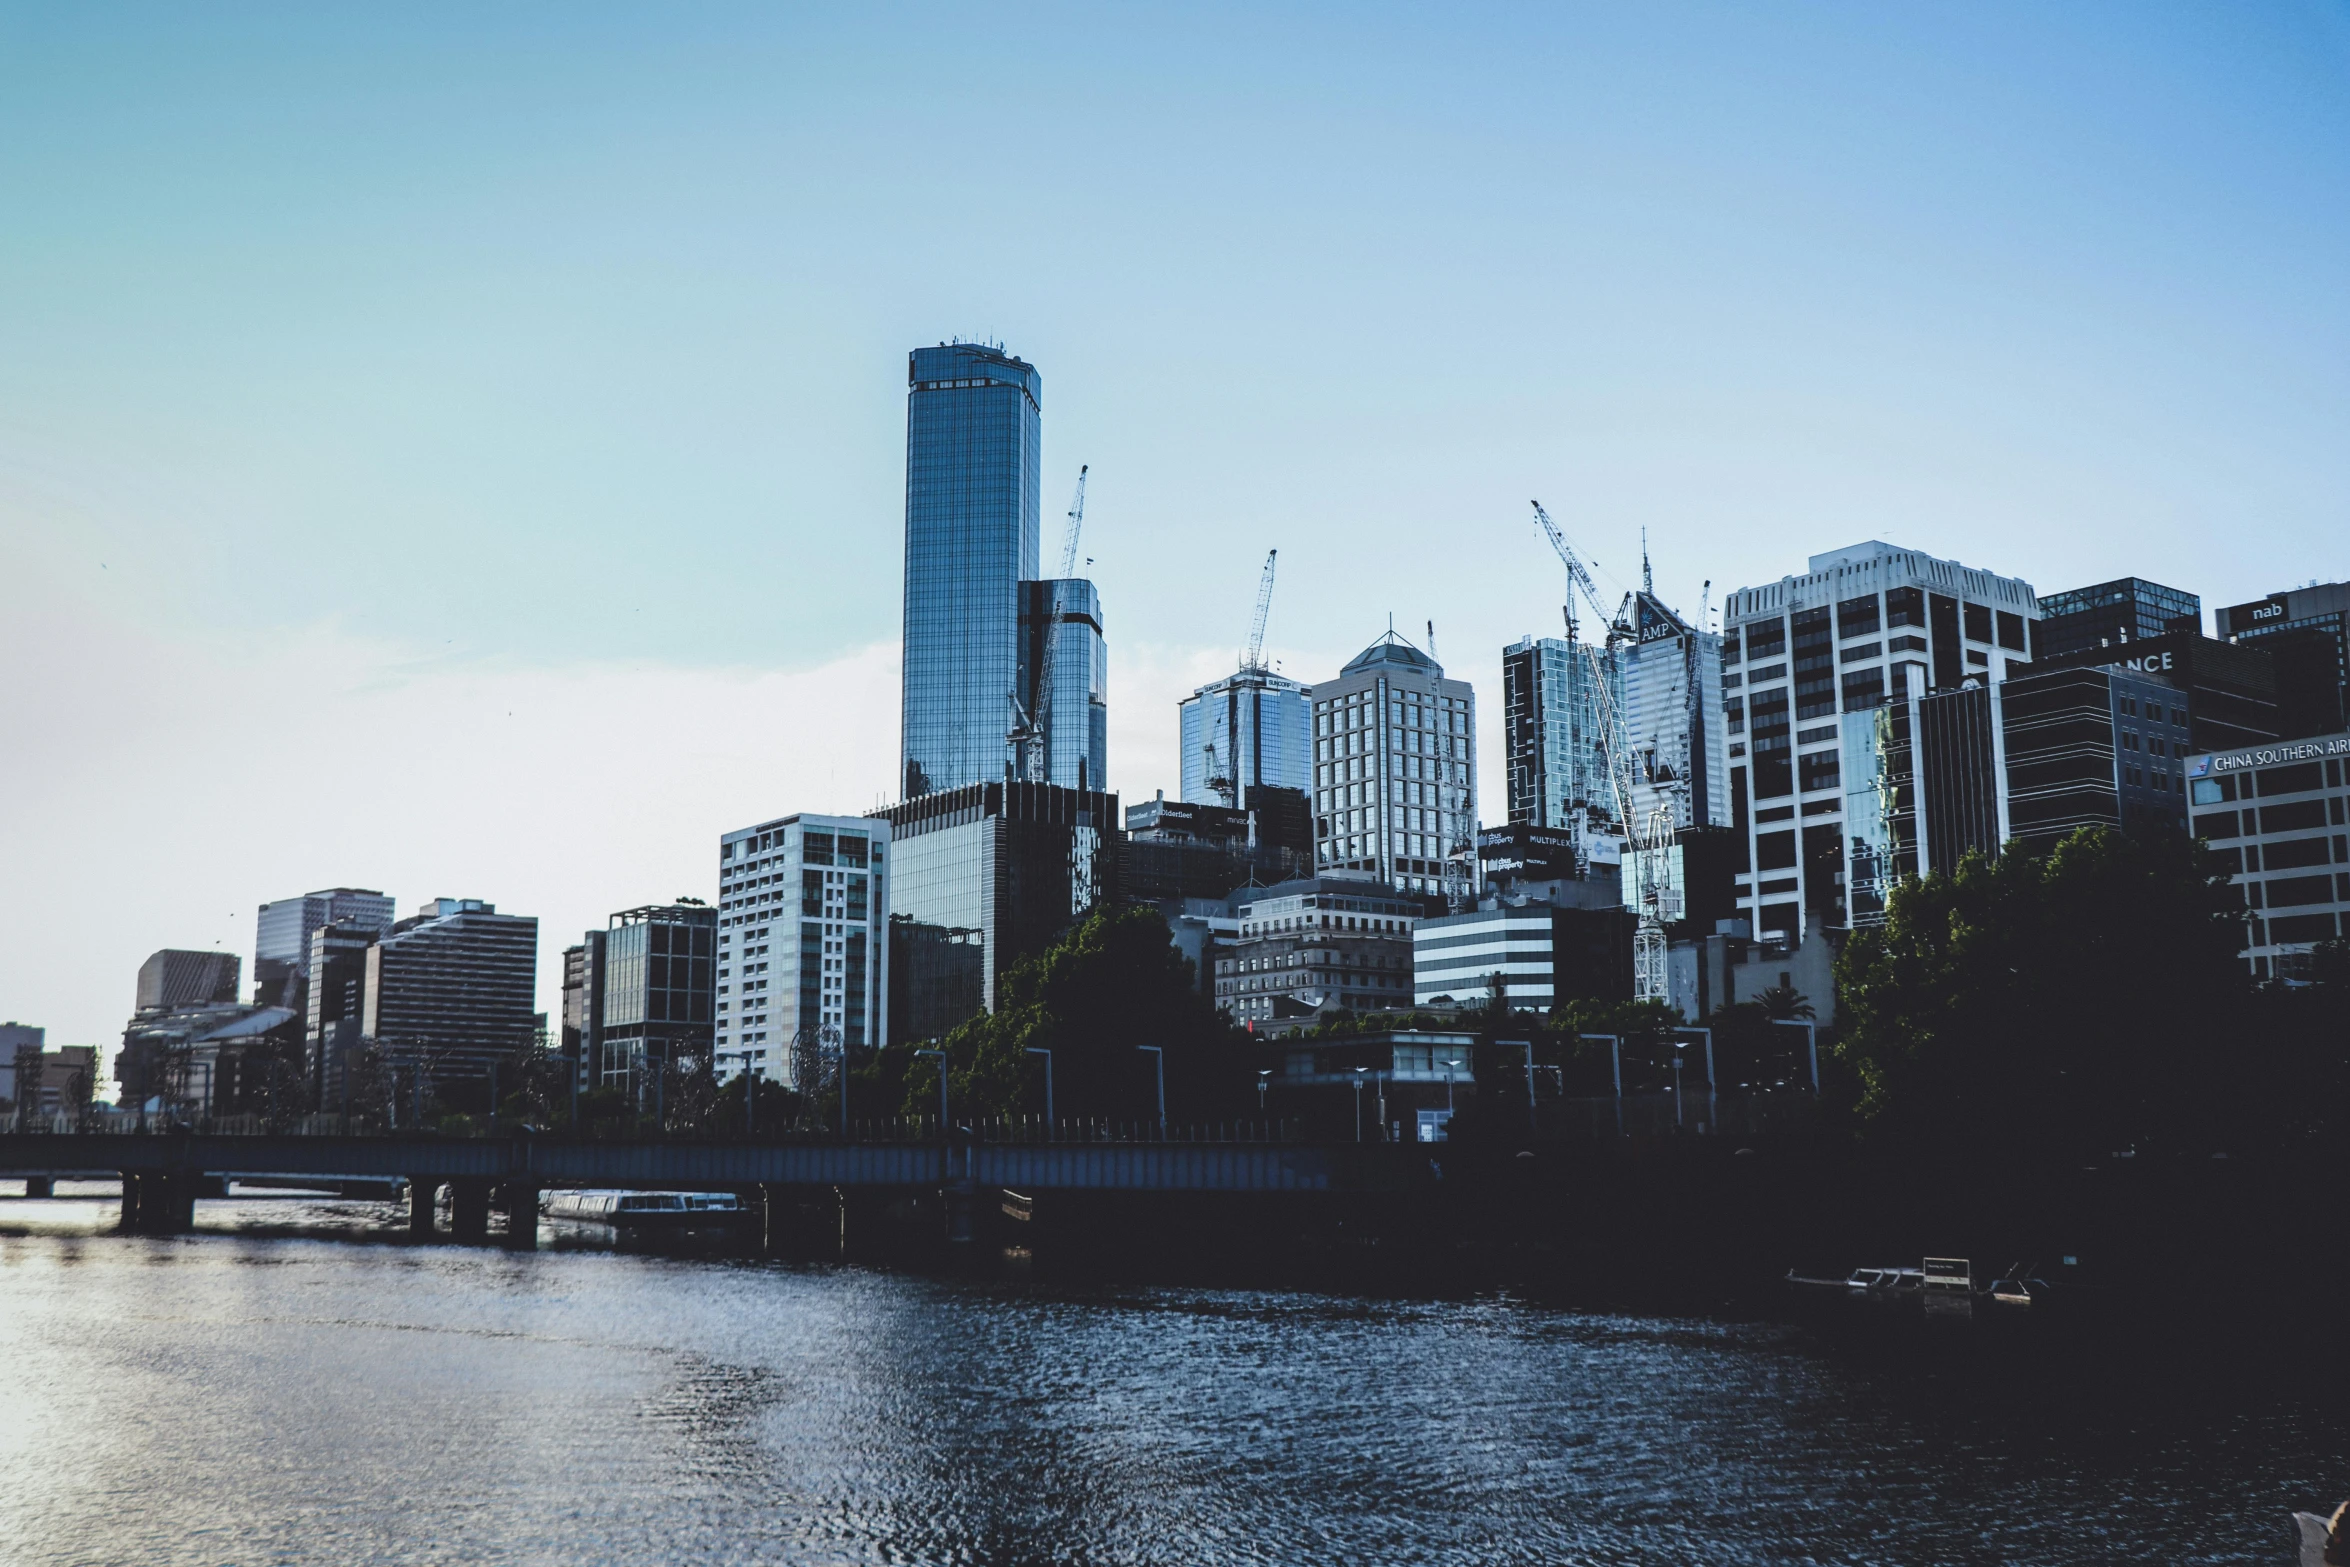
[1531,499,1672,1004]
[1203,551,1280,806]
[1009,464,1091,784]
[1241,549,1277,672]
[1056,464,1088,579]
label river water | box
[0,1185,2338,1566]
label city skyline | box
[6,5,2348,1054]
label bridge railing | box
[1,1110,1306,1146]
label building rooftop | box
[1339,631,1442,677]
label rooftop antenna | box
[1642,528,1654,596]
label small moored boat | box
[544,1190,745,1230]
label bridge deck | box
[0,1135,1414,1194]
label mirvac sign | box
[2190,734,2350,777]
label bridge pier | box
[498,1183,538,1249]
[119,1172,198,1235]
[407,1177,440,1238]
[450,1179,492,1243]
[23,1175,52,1198]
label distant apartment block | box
[360,899,539,1100]
[1312,632,1475,899]
[716,814,890,1087]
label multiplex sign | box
[2189,734,2350,777]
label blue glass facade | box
[1179,669,1312,806]
[1019,577,1108,792]
[901,343,1043,798]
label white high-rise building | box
[1720,542,2038,942]
[1180,667,1313,806]
[1310,632,1476,899]
[713,813,890,1088]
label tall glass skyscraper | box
[1179,668,1312,806]
[1502,635,1616,829]
[900,343,1043,798]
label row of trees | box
[1835,824,2349,1157]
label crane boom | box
[1056,464,1088,580]
[1531,500,1612,642]
[1241,549,1277,672]
[1531,496,1671,1003]
[1012,463,1092,783]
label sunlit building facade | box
[900,343,1043,799]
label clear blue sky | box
[3,4,2347,1051]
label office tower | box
[1124,793,1312,905]
[306,919,383,1108]
[1311,632,1476,897]
[2021,631,2281,755]
[254,889,395,1018]
[560,936,606,1092]
[1501,636,1614,830]
[715,814,891,1086]
[1721,541,2038,940]
[255,889,397,972]
[360,899,539,1105]
[2186,732,2350,980]
[1218,878,1422,1030]
[1412,902,1636,1012]
[595,905,717,1097]
[0,1022,42,1109]
[2032,578,2202,659]
[1999,666,2193,853]
[1619,592,1733,833]
[1180,668,1313,807]
[1019,577,1109,792]
[873,782,1113,1044]
[2217,582,2350,739]
[900,342,1044,798]
[136,950,241,1011]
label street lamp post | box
[1256,1068,1270,1115]
[915,1048,950,1180]
[1025,1047,1053,1137]
[1135,1045,1165,1139]
[1675,1027,1715,1130]
[1443,1058,1462,1114]
[1671,1042,1686,1130]
[1351,1067,1369,1142]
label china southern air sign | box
[2189,735,2350,777]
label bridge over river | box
[0,1132,1425,1246]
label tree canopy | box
[859,905,1256,1126]
[1832,825,2317,1155]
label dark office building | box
[1124,792,1309,905]
[560,934,606,1093]
[2021,630,2281,756]
[2186,732,2350,978]
[2217,582,2350,741]
[874,780,1119,1045]
[2000,666,2191,852]
[1915,681,2003,875]
[360,898,539,1106]
[2031,578,2201,660]
[136,950,241,1011]
[306,919,382,1110]
[596,905,716,1094]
